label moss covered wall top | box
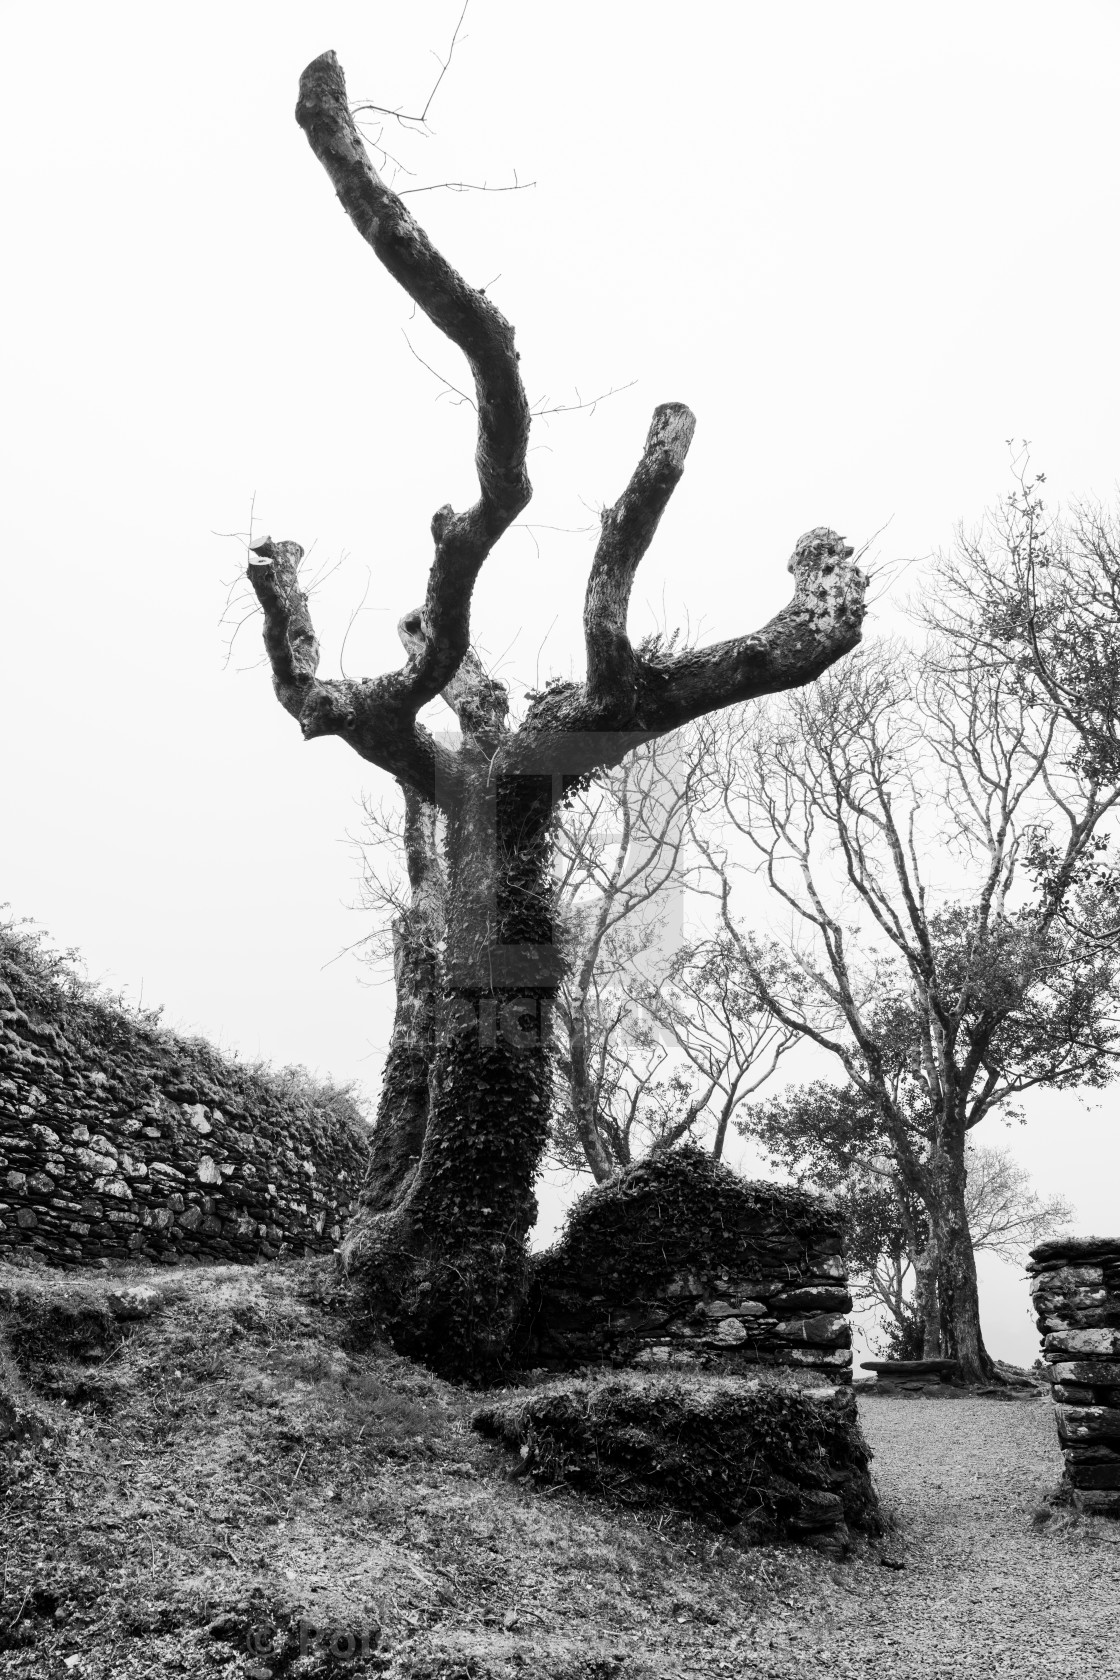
[522,1147,853,1380]
[0,927,370,1269]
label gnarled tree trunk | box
[355,790,442,1215]
[342,770,557,1376]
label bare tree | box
[703,621,1120,1381]
[746,1077,1073,1353]
[963,1142,1074,1260]
[550,725,796,1178]
[245,51,866,1378]
[550,729,707,1182]
[632,936,800,1164]
[936,464,1120,940]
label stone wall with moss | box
[1030,1234,1120,1517]
[0,929,370,1269]
[520,1147,853,1381]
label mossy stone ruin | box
[520,1147,853,1380]
[474,1370,880,1556]
[0,926,369,1270]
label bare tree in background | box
[963,1143,1073,1260]
[702,618,1119,1381]
[936,464,1120,942]
[550,727,797,1178]
[746,1077,1073,1355]
[550,729,706,1182]
[625,935,800,1165]
[245,51,866,1378]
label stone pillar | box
[1028,1236,1120,1518]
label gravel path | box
[737,1393,1120,1680]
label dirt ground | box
[2,1260,1119,1679]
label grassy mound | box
[2,1256,878,1678]
[473,1371,880,1552]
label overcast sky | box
[3,1,1119,1364]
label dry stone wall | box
[0,934,370,1270]
[520,1146,853,1381]
[1029,1235,1120,1517]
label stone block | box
[772,1287,854,1314]
[1045,1329,1120,1359]
[775,1314,849,1346]
[1030,1238,1120,1268]
[1040,1308,1120,1333]
[1067,1461,1120,1490]
[1073,1488,1120,1517]
[1065,1444,1120,1465]
[784,1347,852,1369]
[75,1148,117,1177]
[1054,1405,1120,1443]
[1030,1265,1104,1293]
[1053,1383,1097,1405]
[149,1162,185,1182]
[1050,1361,1120,1387]
[107,1285,163,1319]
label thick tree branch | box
[297,51,531,710]
[643,528,866,732]
[584,402,696,714]
[245,538,320,718]
[517,522,866,776]
[248,537,453,795]
[398,608,509,750]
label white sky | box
[3,1,1119,1365]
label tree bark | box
[928,1145,996,1381]
[912,1240,941,1359]
[349,791,442,1215]
[339,769,558,1379]
[565,996,618,1185]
